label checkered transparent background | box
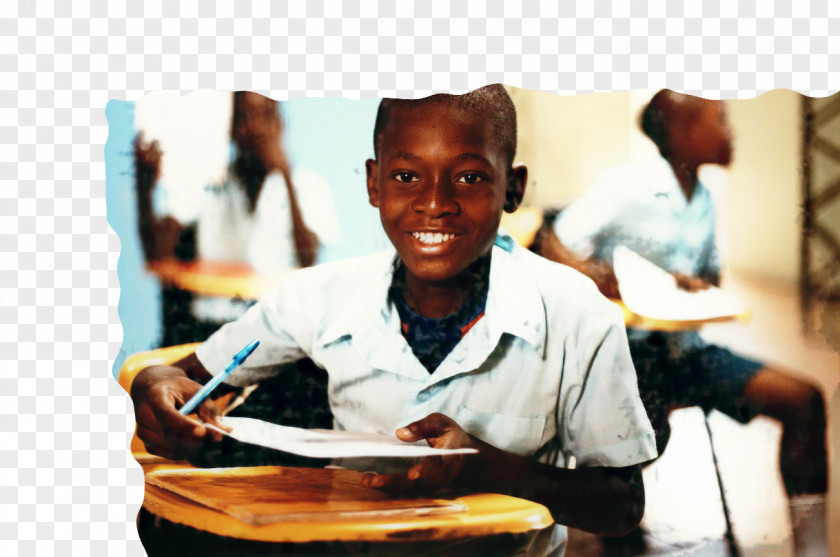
[1,1,837,554]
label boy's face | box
[366,102,526,285]
[669,99,733,167]
[233,92,282,154]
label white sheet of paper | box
[613,245,746,321]
[205,417,478,459]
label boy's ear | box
[504,164,527,213]
[365,159,380,208]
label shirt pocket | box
[455,405,547,456]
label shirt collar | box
[317,229,547,381]
[318,246,428,380]
[484,229,547,356]
[646,156,710,211]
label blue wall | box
[281,97,389,262]
[105,100,163,376]
[105,95,385,377]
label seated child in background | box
[541,90,828,555]
[131,85,657,555]
[134,91,340,342]
[134,91,335,272]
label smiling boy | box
[132,86,656,555]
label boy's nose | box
[411,178,459,217]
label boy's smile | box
[366,102,525,299]
[411,231,461,246]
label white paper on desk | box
[613,246,746,322]
[206,417,479,459]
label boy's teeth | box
[413,232,455,244]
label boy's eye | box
[456,173,484,185]
[393,171,419,183]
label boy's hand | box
[589,265,621,299]
[672,272,713,292]
[133,133,162,183]
[537,229,620,299]
[130,365,229,460]
[362,413,478,496]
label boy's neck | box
[667,157,699,202]
[398,255,491,319]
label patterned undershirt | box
[389,257,490,374]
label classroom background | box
[509,87,839,555]
[106,92,389,373]
[106,89,839,555]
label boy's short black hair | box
[373,84,518,167]
[640,89,706,159]
[639,89,672,158]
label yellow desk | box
[123,349,553,549]
[147,258,287,301]
[139,461,553,545]
[613,299,750,332]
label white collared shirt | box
[554,157,720,280]
[196,232,656,469]
[157,167,341,272]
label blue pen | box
[179,339,260,416]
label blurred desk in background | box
[146,259,289,346]
[147,258,288,301]
[500,207,543,249]
[613,299,750,332]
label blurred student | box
[131,85,658,556]
[134,92,339,338]
[134,91,338,273]
[541,90,827,556]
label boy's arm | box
[671,272,716,291]
[543,227,721,296]
[696,233,722,287]
[133,133,185,261]
[130,353,228,460]
[131,266,319,460]
[539,227,621,299]
[474,441,644,536]
[363,413,644,536]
